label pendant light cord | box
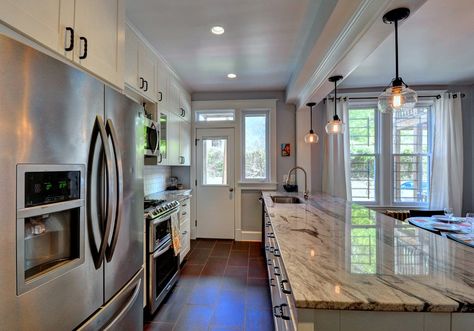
[310,105,313,131]
[395,20,399,79]
[334,80,337,117]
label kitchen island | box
[261,192,474,331]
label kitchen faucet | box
[286,166,309,199]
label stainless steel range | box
[144,199,180,315]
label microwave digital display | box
[25,171,81,207]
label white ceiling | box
[340,0,474,89]
[126,0,324,92]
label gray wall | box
[310,102,326,193]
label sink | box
[271,196,302,204]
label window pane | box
[196,110,235,122]
[348,108,376,202]
[394,225,430,275]
[202,138,227,185]
[392,107,430,204]
[244,114,267,180]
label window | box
[242,111,269,181]
[392,108,430,203]
[196,110,235,122]
[347,104,432,206]
[348,108,377,202]
[202,138,228,185]
[350,205,377,274]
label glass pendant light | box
[325,75,344,135]
[304,102,319,144]
[378,7,417,113]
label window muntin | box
[348,108,377,202]
[202,138,228,185]
[196,110,235,122]
[392,107,431,204]
[242,112,269,181]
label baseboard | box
[239,230,262,242]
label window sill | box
[238,181,278,191]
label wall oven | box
[145,199,180,315]
[144,117,159,157]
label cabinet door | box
[168,113,181,165]
[168,79,180,115]
[138,42,156,102]
[124,24,139,90]
[179,120,191,166]
[179,90,192,122]
[0,0,65,53]
[74,0,123,88]
[156,60,169,112]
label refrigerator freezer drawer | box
[76,268,144,331]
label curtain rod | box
[324,93,465,103]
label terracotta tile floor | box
[144,239,274,331]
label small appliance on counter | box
[166,176,180,190]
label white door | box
[196,128,235,239]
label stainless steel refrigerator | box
[0,35,144,330]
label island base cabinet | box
[297,309,474,331]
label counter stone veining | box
[262,192,474,312]
[146,189,192,202]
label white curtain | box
[322,98,352,200]
[430,93,464,216]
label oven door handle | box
[153,242,172,258]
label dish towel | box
[171,213,181,256]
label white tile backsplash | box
[144,166,171,196]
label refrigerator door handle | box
[105,119,123,262]
[103,278,141,331]
[88,115,115,269]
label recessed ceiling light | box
[227,73,237,79]
[211,26,225,35]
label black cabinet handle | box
[79,36,88,59]
[267,232,275,238]
[139,77,144,89]
[269,278,276,287]
[273,248,281,257]
[274,266,281,276]
[158,91,163,102]
[158,153,163,163]
[65,27,74,51]
[144,80,149,92]
[280,279,291,294]
[267,258,272,266]
[273,304,290,320]
[180,107,185,117]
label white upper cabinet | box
[124,23,156,101]
[74,0,123,88]
[179,90,192,122]
[0,0,64,53]
[0,0,124,88]
[179,120,191,165]
[168,78,181,116]
[167,113,181,166]
[156,59,169,113]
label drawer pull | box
[274,266,281,276]
[181,211,187,216]
[269,278,276,287]
[182,230,188,235]
[273,304,290,320]
[182,203,187,207]
[273,248,281,257]
[267,232,275,238]
[267,258,272,266]
[280,279,291,294]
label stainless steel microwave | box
[144,117,159,157]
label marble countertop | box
[262,191,474,312]
[145,189,192,202]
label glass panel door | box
[202,137,228,185]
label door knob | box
[229,188,234,192]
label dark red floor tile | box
[180,263,204,277]
[148,301,183,323]
[187,248,212,264]
[221,266,248,291]
[143,321,174,331]
[208,326,241,331]
[211,243,232,258]
[248,257,267,279]
[232,241,250,251]
[194,239,217,249]
[244,308,274,331]
[173,305,213,331]
[187,279,221,305]
[210,290,246,328]
[249,242,263,257]
[227,250,249,267]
